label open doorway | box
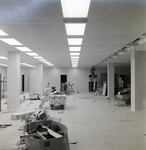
[60,75,67,92]
[22,74,30,92]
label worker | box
[38,82,50,108]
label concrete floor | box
[0,93,146,150]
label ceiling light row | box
[0,63,7,67]
[0,30,54,67]
[0,55,35,68]
[61,0,91,68]
[20,63,35,68]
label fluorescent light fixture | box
[44,61,51,65]
[61,0,91,18]
[26,52,38,56]
[0,63,7,67]
[40,59,47,62]
[49,63,54,67]
[21,63,35,68]
[0,30,8,36]
[34,56,43,59]
[70,53,80,56]
[0,38,22,45]
[69,47,81,51]
[0,56,7,60]
[65,23,86,35]
[68,38,83,45]
[71,56,79,59]
[72,64,78,68]
[15,47,32,52]
[43,61,54,66]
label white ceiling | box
[0,0,146,68]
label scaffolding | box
[61,82,74,95]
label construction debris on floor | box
[0,93,145,150]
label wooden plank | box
[23,131,47,140]
[11,110,35,120]
[42,126,63,138]
[36,131,46,140]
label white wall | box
[20,68,36,94]
[20,68,90,93]
[1,65,131,94]
[43,68,90,93]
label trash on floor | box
[0,123,12,128]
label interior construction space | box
[0,0,146,150]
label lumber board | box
[11,110,35,120]
[42,126,63,138]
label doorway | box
[22,74,30,92]
[60,75,67,92]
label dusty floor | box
[0,93,146,150]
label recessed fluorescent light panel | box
[0,56,7,60]
[0,63,7,67]
[65,23,86,35]
[69,47,81,51]
[71,56,79,59]
[26,52,38,56]
[49,64,54,66]
[21,63,35,68]
[72,64,78,68]
[61,0,91,18]
[0,30,8,36]
[43,61,55,67]
[0,38,22,45]
[40,59,47,62]
[68,38,83,45]
[34,56,43,59]
[71,57,79,59]
[15,47,32,52]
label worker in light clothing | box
[39,82,50,108]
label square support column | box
[131,51,146,111]
[107,63,115,98]
[7,51,20,110]
[36,63,43,95]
